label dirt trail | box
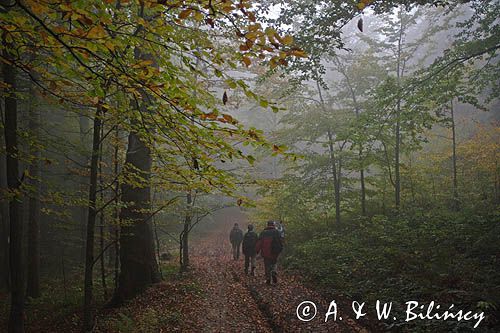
[186,212,368,333]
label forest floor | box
[165,219,369,333]
[94,215,368,332]
[1,216,369,333]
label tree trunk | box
[315,79,341,225]
[113,128,120,290]
[79,114,90,263]
[450,99,460,211]
[334,56,367,216]
[113,131,159,304]
[327,130,341,225]
[112,6,160,302]
[359,150,366,216]
[82,106,103,332]
[395,114,401,209]
[181,192,192,271]
[98,135,108,300]
[394,7,405,211]
[0,110,10,291]
[3,28,25,333]
[27,83,41,299]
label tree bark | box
[327,130,342,225]
[113,131,160,304]
[112,5,160,302]
[181,192,192,271]
[113,128,120,290]
[394,9,405,211]
[450,99,460,211]
[3,25,25,333]
[79,115,90,263]
[27,83,41,299]
[82,105,103,333]
[98,133,108,300]
[0,109,10,291]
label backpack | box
[243,231,258,254]
[271,232,283,255]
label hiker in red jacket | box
[256,221,283,285]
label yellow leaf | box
[222,5,233,13]
[269,58,278,69]
[357,2,366,10]
[87,25,106,38]
[246,31,258,41]
[290,49,307,58]
[282,35,294,45]
[265,27,277,38]
[105,41,115,51]
[30,2,46,15]
[194,11,204,21]
[248,23,261,32]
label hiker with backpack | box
[256,220,283,285]
[229,223,244,260]
[242,224,258,275]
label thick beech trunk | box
[113,131,160,303]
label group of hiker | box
[229,220,285,285]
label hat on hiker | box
[267,220,275,227]
[248,224,254,231]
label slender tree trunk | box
[79,115,90,263]
[98,134,108,300]
[394,8,405,211]
[152,215,162,279]
[450,99,460,211]
[3,27,25,333]
[327,130,341,225]
[315,79,341,225]
[27,83,41,299]
[113,128,120,290]
[395,99,402,209]
[334,56,367,216]
[359,150,366,216]
[181,192,192,271]
[83,106,103,333]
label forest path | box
[184,211,368,333]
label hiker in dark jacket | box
[242,224,258,275]
[229,223,244,260]
[256,221,283,284]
